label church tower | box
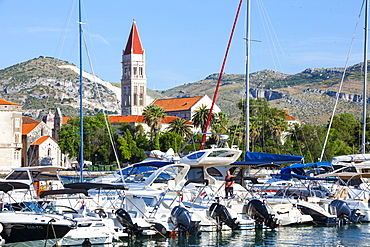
[121,20,147,116]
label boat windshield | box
[5,171,30,180]
[1,201,44,212]
[121,165,183,184]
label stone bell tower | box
[121,20,147,116]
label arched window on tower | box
[134,86,138,105]
[139,86,144,105]
[139,67,143,77]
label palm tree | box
[214,112,229,133]
[167,118,193,138]
[192,104,216,132]
[142,105,166,140]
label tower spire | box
[124,20,144,55]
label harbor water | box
[114,224,370,247]
[13,223,370,247]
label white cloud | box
[90,34,110,46]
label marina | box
[2,0,370,246]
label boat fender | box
[0,223,3,234]
[82,238,92,247]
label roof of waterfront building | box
[152,96,203,112]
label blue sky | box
[0,0,367,90]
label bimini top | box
[0,182,29,192]
[64,182,127,191]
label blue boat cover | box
[232,151,304,166]
[288,161,332,176]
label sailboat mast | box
[362,0,369,154]
[78,0,84,182]
[244,0,251,155]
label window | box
[139,86,144,105]
[139,67,143,76]
[15,118,20,128]
[133,67,137,76]
[13,151,19,160]
[186,167,204,180]
[14,133,20,143]
[47,148,51,157]
[206,167,223,180]
[134,86,138,105]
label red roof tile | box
[22,123,40,135]
[285,114,300,122]
[152,96,203,112]
[22,116,39,124]
[62,116,72,124]
[31,136,50,146]
[0,99,21,106]
[124,21,144,55]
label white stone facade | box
[0,102,22,171]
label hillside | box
[150,66,369,125]
[0,56,368,125]
[0,56,120,119]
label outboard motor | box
[209,203,240,230]
[329,200,362,224]
[170,206,200,236]
[246,199,279,229]
[115,208,142,236]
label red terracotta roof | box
[22,123,40,135]
[31,136,50,146]
[108,115,193,125]
[152,96,203,112]
[285,114,300,122]
[0,99,21,106]
[124,20,144,55]
[22,116,39,124]
[62,116,71,124]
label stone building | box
[22,117,58,166]
[0,99,22,171]
[28,136,62,166]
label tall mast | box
[362,0,369,154]
[244,0,251,155]
[78,0,84,182]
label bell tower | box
[121,20,146,115]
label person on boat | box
[225,170,234,199]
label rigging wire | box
[81,32,125,184]
[319,0,365,161]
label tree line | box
[58,98,368,167]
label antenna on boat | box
[361,0,369,154]
[78,0,84,182]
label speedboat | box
[0,166,66,201]
[0,182,75,245]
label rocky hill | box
[0,56,120,119]
[0,56,368,125]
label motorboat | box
[0,166,66,201]
[0,182,75,245]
